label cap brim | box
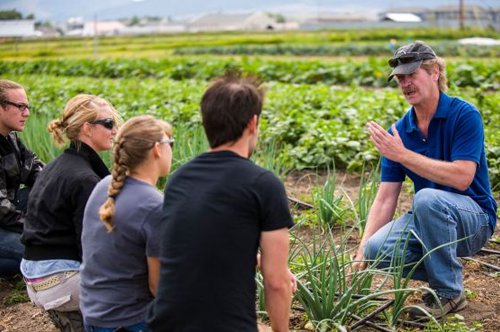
[388,60,423,82]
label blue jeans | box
[84,321,149,332]
[0,227,24,278]
[364,188,492,299]
[0,188,29,278]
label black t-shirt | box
[148,151,293,332]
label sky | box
[0,0,498,22]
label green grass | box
[1,277,29,306]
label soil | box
[1,171,498,331]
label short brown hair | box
[201,73,264,148]
[0,79,24,101]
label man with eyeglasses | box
[353,41,496,320]
[0,79,44,278]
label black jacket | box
[0,132,44,232]
[21,142,109,261]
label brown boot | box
[408,292,467,320]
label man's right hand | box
[351,249,367,272]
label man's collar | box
[405,92,450,133]
[433,92,451,119]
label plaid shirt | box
[0,132,44,232]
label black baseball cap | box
[388,41,437,81]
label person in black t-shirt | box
[148,74,295,332]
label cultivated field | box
[0,28,499,331]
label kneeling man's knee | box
[413,188,442,212]
[364,237,379,261]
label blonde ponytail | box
[47,118,66,146]
[47,94,120,146]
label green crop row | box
[10,74,500,190]
[1,28,498,60]
[1,57,498,89]
[174,42,500,58]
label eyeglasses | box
[90,118,115,130]
[1,100,30,113]
[159,137,175,149]
[388,52,436,68]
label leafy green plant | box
[252,138,290,180]
[6,52,499,192]
[313,170,347,227]
[424,317,483,332]
[1,57,498,88]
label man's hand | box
[351,249,367,272]
[367,121,408,163]
[346,249,367,285]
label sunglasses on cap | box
[388,52,436,68]
[90,118,115,130]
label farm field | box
[0,28,499,331]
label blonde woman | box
[80,115,173,332]
[20,94,120,332]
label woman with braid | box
[80,115,174,332]
[20,94,120,331]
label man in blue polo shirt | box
[352,41,497,320]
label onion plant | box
[19,114,63,164]
[290,225,379,330]
[252,138,290,180]
[355,162,379,237]
[313,170,347,228]
[168,123,208,174]
[289,208,461,331]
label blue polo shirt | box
[381,92,497,232]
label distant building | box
[380,5,500,30]
[429,4,496,28]
[382,13,422,23]
[380,6,429,20]
[188,11,283,32]
[0,20,35,37]
[82,21,127,36]
[35,26,62,38]
[300,12,376,30]
[63,17,85,33]
[119,21,186,35]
